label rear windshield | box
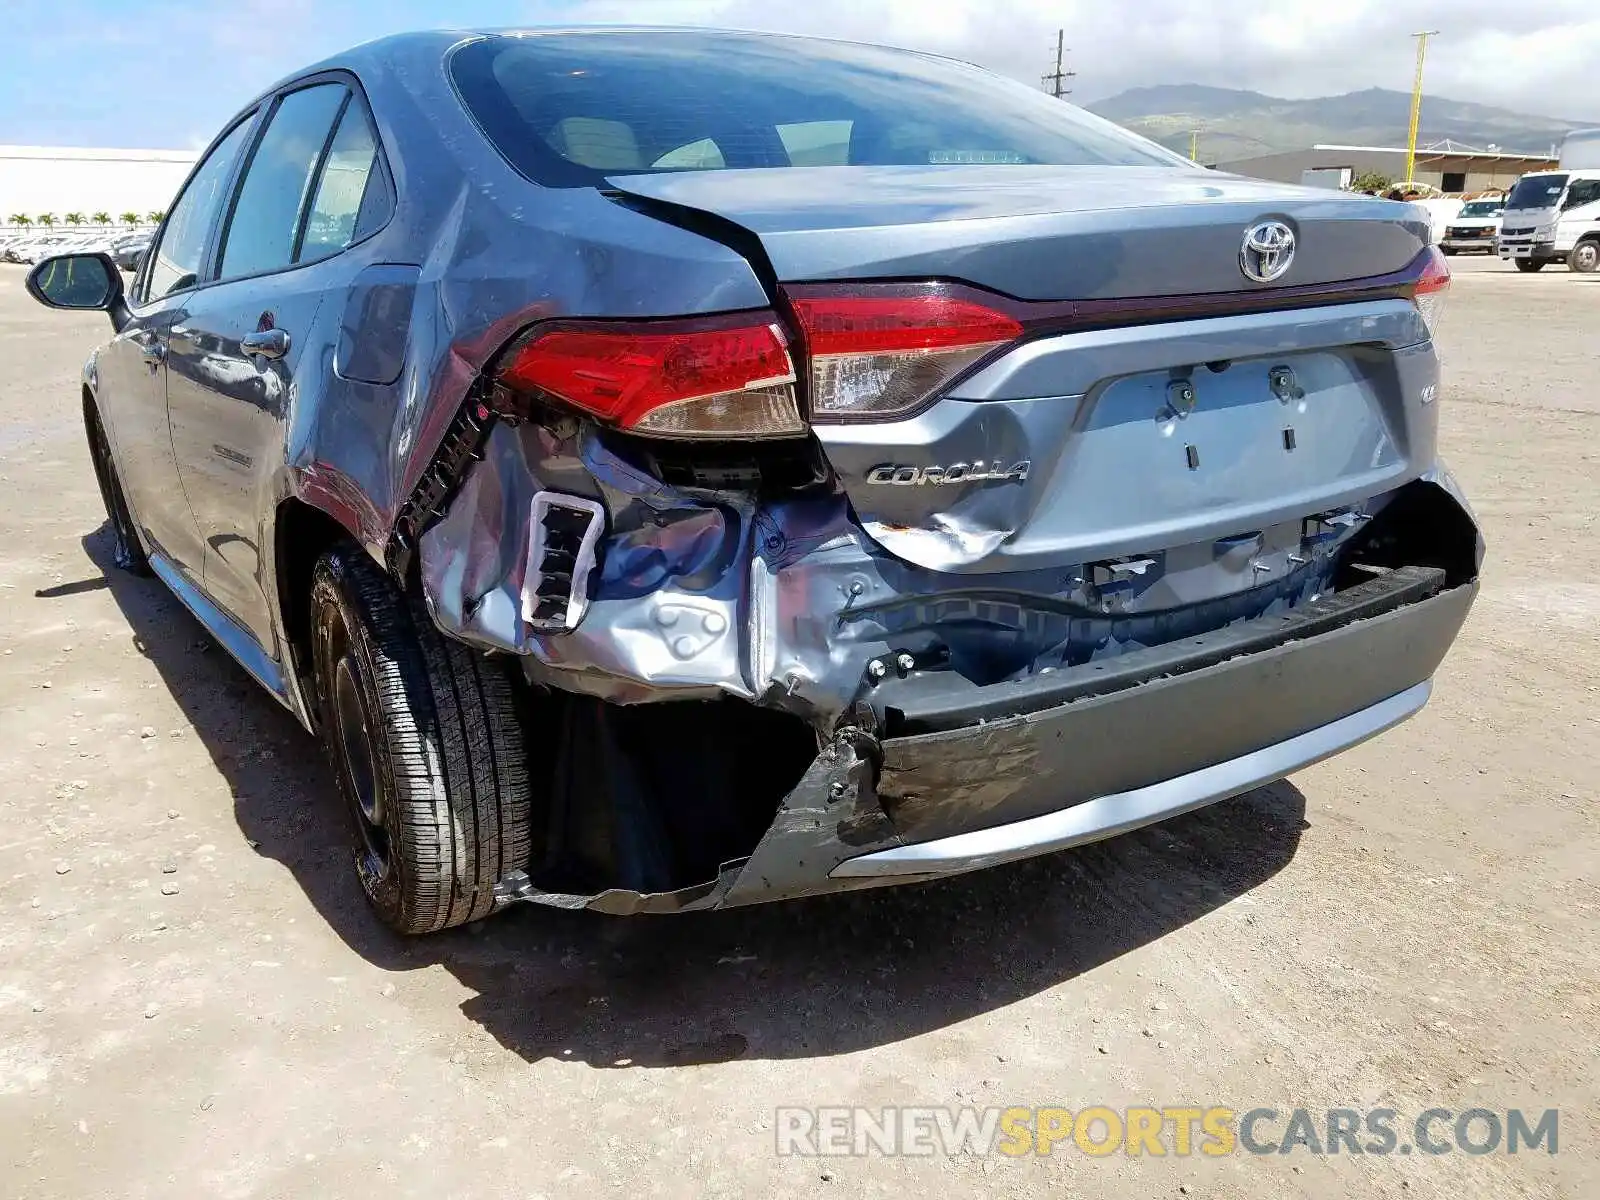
[1506,174,1567,209]
[450,32,1184,187]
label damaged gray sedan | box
[25,29,1482,933]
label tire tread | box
[314,546,531,934]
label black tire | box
[84,399,150,575]
[1514,259,1545,273]
[310,544,532,934]
[1568,240,1600,273]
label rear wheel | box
[1514,259,1545,273]
[1569,240,1599,273]
[84,400,150,575]
[310,544,532,934]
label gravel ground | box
[0,256,1595,1199]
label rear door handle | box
[241,329,290,359]
[139,340,165,363]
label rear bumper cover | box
[496,566,1477,914]
[834,680,1431,878]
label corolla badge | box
[1239,220,1296,283]
[866,460,1031,486]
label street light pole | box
[1405,31,1440,185]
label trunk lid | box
[605,164,1430,299]
[607,164,1438,575]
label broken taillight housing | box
[1407,246,1452,338]
[785,287,1024,421]
[498,313,804,439]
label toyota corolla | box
[25,29,1482,933]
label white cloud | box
[558,0,1600,118]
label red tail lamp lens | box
[788,293,1025,356]
[499,316,804,439]
[1408,246,1452,337]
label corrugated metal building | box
[0,146,198,224]
[1215,143,1559,193]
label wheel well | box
[275,498,361,700]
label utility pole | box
[1405,31,1440,185]
[1042,29,1075,98]
[1190,128,1200,162]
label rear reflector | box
[787,288,1024,421]
[1407,246,1451,337]
[498,314,804,439]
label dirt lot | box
[0,256,1595,1199]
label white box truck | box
[1496,129,1600,272]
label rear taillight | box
[786,287,1024,421]
[498,313,804,439]
[1407,246,1451,337]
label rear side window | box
[217,83,348,280]
[301,100,385,262]
[142,117,253,301]
[451,32,1183,187]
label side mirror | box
[25,253,129,329]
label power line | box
[1042,29,1075,98]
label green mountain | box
[1086,85,1594,164]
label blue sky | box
[0,0,590,147]
[2,0,1596,149]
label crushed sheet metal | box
[420,418,1378,727]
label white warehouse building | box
[1,145,198,226]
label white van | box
[1496,129,1600,272]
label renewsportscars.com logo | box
[775,1106,1560,1158]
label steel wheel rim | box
[1577,244,1598,271]
[331,647,389,876]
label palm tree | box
[64,212,86,226]
[92,210,112,225]
[8,214,31,228]
[120,211,140,227]
[145,210,166,225]
[36,213,56,228]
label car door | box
[165,79,389,648]
[96,114,256,579]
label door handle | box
[241,329,290,360]
[139,340,166,363]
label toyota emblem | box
[1240,220,1296,283]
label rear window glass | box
[450,32,1183,187]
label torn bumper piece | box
[493,564,1477,914]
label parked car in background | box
[9,234,74,264]
[2,229,147,265]
[23,29,1481,936]
[112,235,152,272]
[1440,197,1505,255]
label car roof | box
[246,27,962,116]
